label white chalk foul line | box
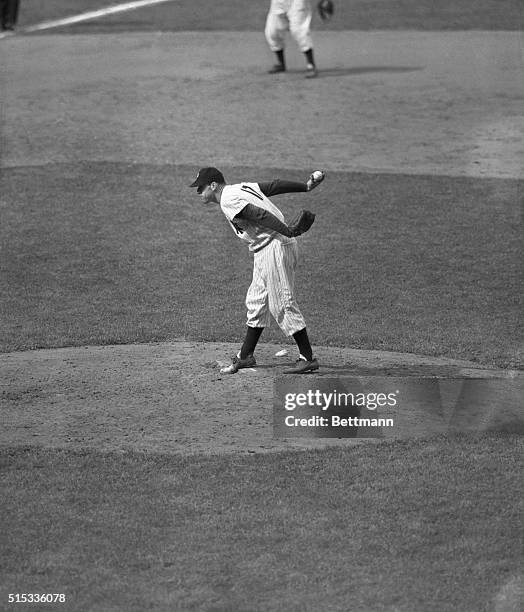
[23,0,176,33]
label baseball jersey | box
[220,183,295,252]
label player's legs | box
[239,326,264,360]
[219,263,268,372]
[242,257,270,357]
[288,7,313,52]
[265,11,289,72]
[264,241,306,336]
[264,240,319,372]
[288,7,317,77]
[265,11,289,52]
[246,261,270,329]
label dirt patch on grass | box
[1,341,519,455]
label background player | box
[265,0,318,78]
[190,167,325,374]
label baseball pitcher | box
[190,167,325,374]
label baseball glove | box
[288,209,316,237]
[317,0,334,21]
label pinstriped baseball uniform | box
[220,182,306,336]
[191,166,322,373]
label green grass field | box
[1,1,523,611]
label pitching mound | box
[1,341,520,455]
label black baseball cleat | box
[220,354,257,374]
[284,357,319,374]
[268,64,286,74]
[305,64,318,79]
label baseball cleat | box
[268,64,286,74]
[220,354,257,374]
[306,170,325,191]
[284,357,319,374]
[305,64,318,79]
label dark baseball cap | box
[189,167,225,188]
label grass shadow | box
[315,65,425,78]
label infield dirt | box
[1,32,522,177]
[1,342,521,455]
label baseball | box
[312,171,324,181]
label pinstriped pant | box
[246,239,306,336]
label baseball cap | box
[189,167,225,188]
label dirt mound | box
[1,341,519,455]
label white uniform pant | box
[265,0,313,53]
[246,240,306,336]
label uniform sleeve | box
[258,179,308,197]
[235,203,292,237]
